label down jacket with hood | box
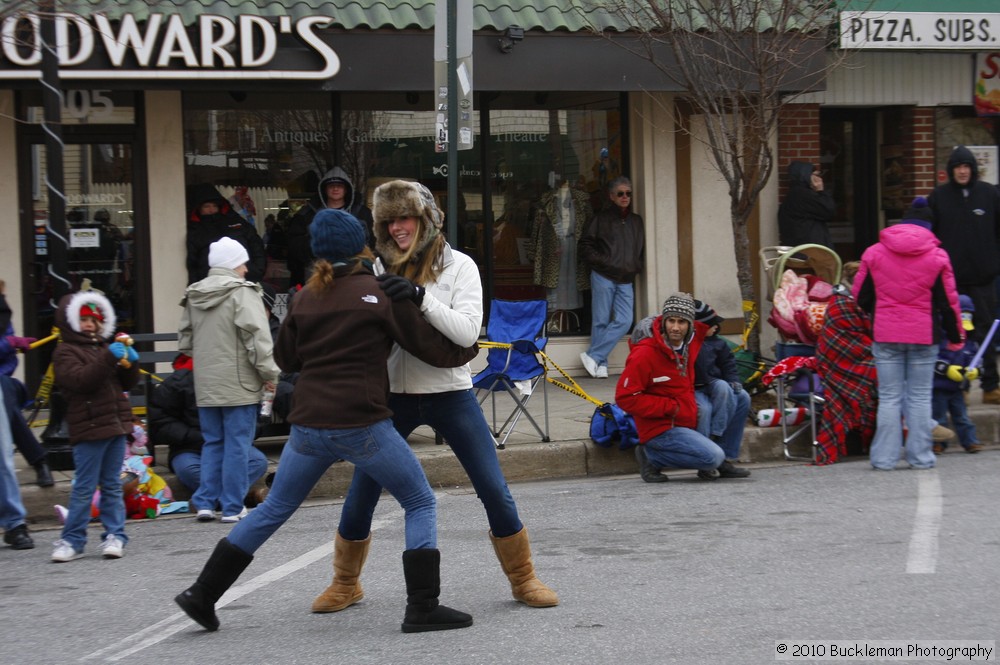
[178,267,280,407]
[286,167,375,286]
[185,183,267,285]
[928,145,1000,287]
[853,223,964,347]
[51,291,139,444]
[616,316,708,444]
[778,161,836,249]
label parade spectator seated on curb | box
[691,299,751,449]
[147,353,269,505]
[617,292,751,483]
[932,294,983,455]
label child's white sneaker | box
[51,539,84,563]
[220,507,248,523]
[196,509,215,522]
[101,535,124,559]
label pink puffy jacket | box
[852,223,964,346]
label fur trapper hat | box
[372,180,443,263]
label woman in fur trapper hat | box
[314,181,560,614]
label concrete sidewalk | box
[12,374,1000,532]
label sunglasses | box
[614,191,632,198]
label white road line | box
[80,505,405,662]
[906,469,942,574]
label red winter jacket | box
[615,317,707,444]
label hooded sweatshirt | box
[853,223,964,347]
[178,267,279,407]
[928,145,1000,286]
[778,161,836,249]
[51,291,139,444]
[285,167,376,285]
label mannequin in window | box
[529,181,594,316]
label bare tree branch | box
[584,0,852,352]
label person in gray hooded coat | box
[179,237,279,523]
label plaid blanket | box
[814,295,877,464]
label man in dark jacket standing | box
[186,184,267,285]
[578,176,644,379]
[285,166,374,286]
[929,145,1000,404]
[778,161,836,249]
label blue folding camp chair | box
[472,299,550,449]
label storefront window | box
[22,89,135,125]
[344,93,624,336]
[183,91,624,335]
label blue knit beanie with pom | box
[900,196,933,230]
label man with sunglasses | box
[578,176,645,378]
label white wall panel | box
[796,51,974,106]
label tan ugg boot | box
[490,527,559,608]
[311,533,371,613]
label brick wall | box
[777,104,821,198]
[904,107,936,199]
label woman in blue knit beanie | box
[176,208,478,634]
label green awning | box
[40,0,633,32]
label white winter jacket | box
[178,267,280,407]
[379,244,483,394]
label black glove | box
[376,273,425,306]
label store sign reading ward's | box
[0,13,339,80]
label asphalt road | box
[2,452,997,665]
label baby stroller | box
[759,244,842,461]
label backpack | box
[590,402,639,450]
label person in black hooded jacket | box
[285,167,374,287]
[929,145,1000,403]
[778,161,835,249]
[185,184,266,284]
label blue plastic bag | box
[590,402,639,450]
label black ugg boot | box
[34,459,54,487]
[401,549,473,633]
[175,538,253,632]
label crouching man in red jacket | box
[616,292,751,483]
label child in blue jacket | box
[932,294,982,453]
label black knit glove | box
[376,273,425,306]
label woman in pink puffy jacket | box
[853,196,965,471]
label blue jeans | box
[228,419,437,554]
[0,375,45,466]
[339,390,522,541]
[192,404,258,517]
[61,436,128,551]
[932,391,978,448]
[172,447,269,496]
[870,342,937,470]
[643,427,726,471]
[0,390,27,532]
[587,271,634,366]
[695,382,750,457]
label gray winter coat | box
[178,267,279,407]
